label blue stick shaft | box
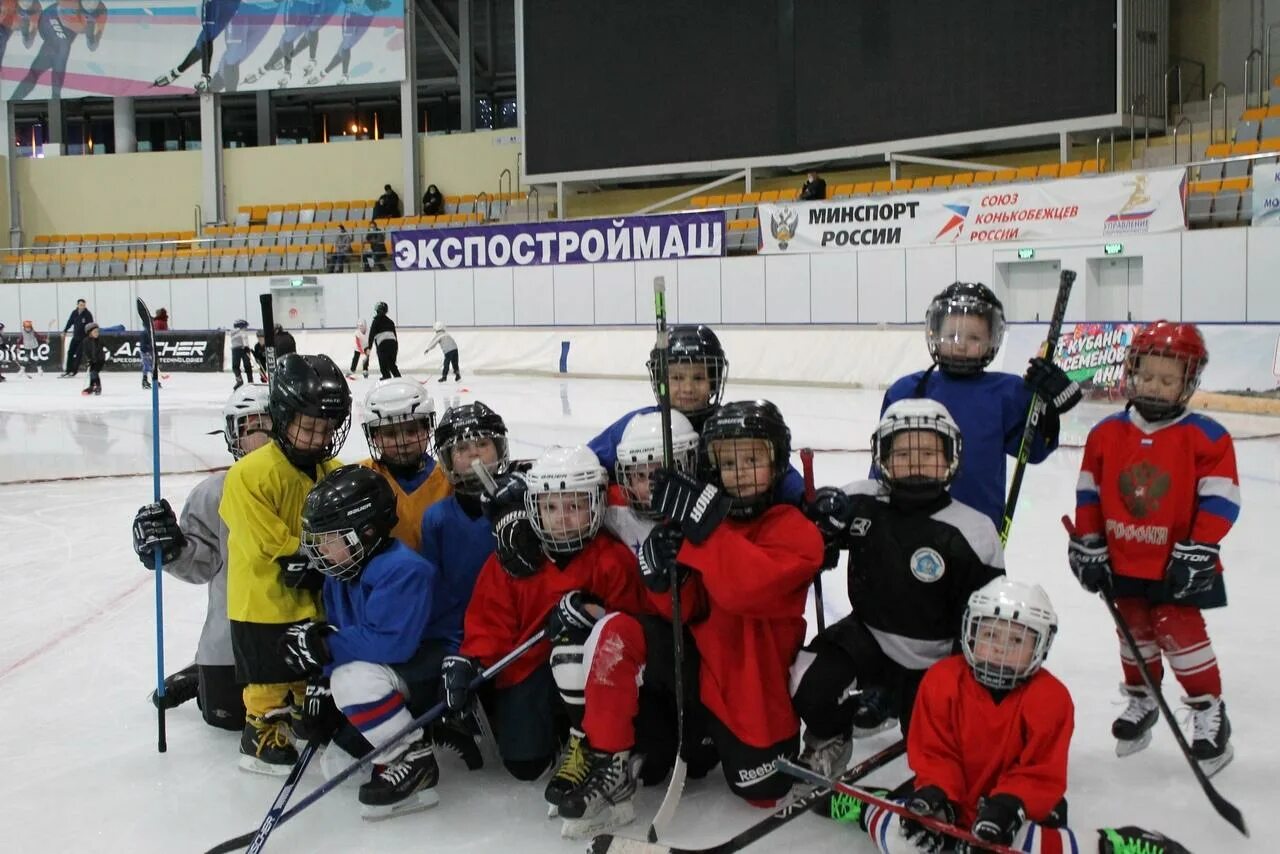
[151,374,166,752]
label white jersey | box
[20,329,38,349]
[229,328,251,349]
[604,504,657,558]
[164,470,233,666]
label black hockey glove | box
[294,677,342,743]
[651,467,730,545]
[1166,540,1219,600]
[482,473,545,579]
[545,590,605,640]
[278,552,325,590]
[960,794,1026,851]
[279,620,335,676]
[1067,534,1113,594]
[132,499,186,570]
[899,785,957,853]
[441,655,482,712]
[804,486,856,544]
[1025,356,1082,415]
[638,525,688,594]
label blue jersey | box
[881,369,1056,530]
[589,405,805,506]
[323,540,442,668]
[418,495,493,649]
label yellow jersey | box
[358,457,453,553]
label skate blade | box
[1198,744,1234,778]
[850,718,897,739]
[547,803,559,819]
[360,788,440,821]
[1115,729,1153,758]
[238,755,295,777]
[561,802,636,840]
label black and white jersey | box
[840,480,1004,670]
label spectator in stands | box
[799,171,827,202]
[328,225,353,273]
[154,309,170,331]
[372,183,401,220]
[422,184,444,216]
[60,299,94,378]
[362,221,388,272]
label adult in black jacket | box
[372,184,401,220]
[368,302,400,378]
[799,171,827,201]
[422,184,444,216]
[61,298,94,376]
[273,324,298,359]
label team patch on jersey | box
[850,517,872,537]
[909,547,946,583]
[1118,460,1170,519]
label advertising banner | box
[1,1,406,101]
[392,211,726,271]
[757,169,1187,254]
[0,331,63,373]
[98,330,225,372]
[1051,322,1142,396]
[1251,164,1280,226]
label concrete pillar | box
[200,92,225,226]
[256,90,272,147]
[113,97,137,154]
[459,0,474,132]
[46,98,64,155]
[3,101,21,247]
[1059,130,1070,163]
[400,3,420,215]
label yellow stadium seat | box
[1059,161,1083,178]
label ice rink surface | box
[1,370,1275,853]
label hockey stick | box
[1061,516,1248,837]
[244,741,320,854]
[999,268,1075,546]
[798,448,827,633]
[259,293,276,380]
[137,298,167,754]
[777,758,1025,854]
[203,630,548,854]
[647,275,688,843]
[589,739,905,854]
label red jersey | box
[460,533,651,689]
[677,504,823,748]
[1075,410,1239,581]
[908,655,1072,828]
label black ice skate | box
[1113,683,1159,757]
[798,729,853,778]
[849,686,897,738]
[1184,694,1233,777]
[544,728,588,816]
[358,738,440,821]
[150,663,199,710]
[558,746,640,839]
[239,711,298,776]
[1098,826,1191,854]
[429,715,485,771]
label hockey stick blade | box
[592,739,905,854]
[1059,516,1248,837]
[245,741,320,854]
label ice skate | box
[194,74,212,94]
[306,70,327,85]
[1098,826,1191,854]
[849,686,897,738]
[239,710,298,776]
[337,73,350,85]
[798,729,853,778]
[544,729,588,813]
[558,747,639,840]
[276,71,291,89]
[358,738,440,821]
[429,714,484,770]
[152,69,179,88]
[302,62,316,78]
[1184,694,1233,777]
[142,377,151,390]
[1113,684,1159,757]
[149,663,198,710]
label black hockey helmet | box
[434,401,510,492]
[233,318,249,330]
[700,399,791,520]
[374,301,389,316]
[300,464,398,581]
[646,324,729,419]
[269,354,353,467]
[925,281,1006,375]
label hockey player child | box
[823,578,1192,854]
[79,321,104,395]
[18,320,44,376]
[358,378,452,553]
[280,465,449,820]
[793,398,1004,774]
[882,282,1081,532]
[252,331,269,382]
[349,319,370,379]
[219,353,351,774]
[369,301,400,379]
[439,445,651,790]
[588,324,804,503]
[1070,320,1238,775]
[555,401,824,838]
[131,385,272,730]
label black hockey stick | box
[799,448,827,633]
[245,741,320,854]
[590,739,905,854]
[137,298,167,754]
[203,630,548,854]
[999,268,1076,546]
[647,275,688,843]
[1061,516,1248,837]
[259,293,276,380]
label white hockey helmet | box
[962,578,1058,690]
[361,378,436,464]
[871,398,962,499]
[524,445,607,554]
[433,321,445,332]
[221,384,272,460]
[615,410,700,517]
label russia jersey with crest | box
[1075,409,1240,582]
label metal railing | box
[526,186,540,222]
[1171,116,1193,164]
[1095,131,1115,172]
[475,190,490,219]
[1208,81,1228,145]
[1128,94,1151,167]
[497,168,513,207]
[1244,48,1264,110]
[1164,57,1206,124]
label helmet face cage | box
[646,355,729,418]
[1123,326,1206,420]
[525,484,605,554]
[961,583,1057,690]
[616,438,699,518]
[705,435,781,520]
[224,411,273,460]
[926,292,1006,375]
[362,410,436,466]
[276,412,351,467]
[439,431,510,492]
[269,355,353,467]
[872,416,962,496]
[300,526,368,582]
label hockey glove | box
[899,785,957,853]
[1166,540,1220,600]
[651,467,730,545]
[278,553,325,590]
[959,794,1026,851]
[132,499,186,570]
[294,677,342,743]
[441,655,481,712]
[638,525,688,594]
[279,620,335,676]
[482,473,545,579]
[1025,356,1082,415]
[1067,534,1113,594]
[545,590,605,640]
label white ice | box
[1,371,1275,853]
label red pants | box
[1114,598,1221,697]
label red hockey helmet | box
[1123,320,1207,419]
